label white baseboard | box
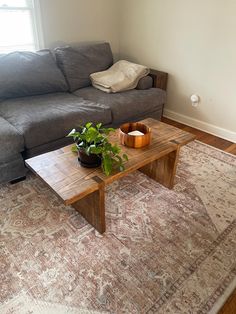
[163,109,236,143]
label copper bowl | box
[119,122,151,148]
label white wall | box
[119,0,236,141]
[39,0,120,57]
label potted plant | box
[67,122,128,176]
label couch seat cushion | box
[73,87,166,124]
[0,50,68,100]
[55,43,113,92]
[0,117,24,162]
[0,93,112,149]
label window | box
[0,0,43,53]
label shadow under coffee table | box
[26,118,196,234]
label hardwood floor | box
[162,117,236,155]
[218,290,236,314]
[225,143,236,155]
[162,117,236,313]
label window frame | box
[0,0,44,52]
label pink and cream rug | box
[0,141,236,314]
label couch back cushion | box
[54,42,113,92]
[0,50,68,100]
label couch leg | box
[10,176,26,185]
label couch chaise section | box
[0,117,26,183]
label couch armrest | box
[149,69,168,91]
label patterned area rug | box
[0,141,236,314]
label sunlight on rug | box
[0,141,236,314]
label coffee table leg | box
[139,148,180,189]
[72,186,106,234]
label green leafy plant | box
[67,122,128,176]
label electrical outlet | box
[191,95,200,107]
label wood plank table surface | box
[26,118,196,233]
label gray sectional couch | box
[0,42,167,184]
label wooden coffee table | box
[26,118,196,234]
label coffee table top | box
[25,118,196,205]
